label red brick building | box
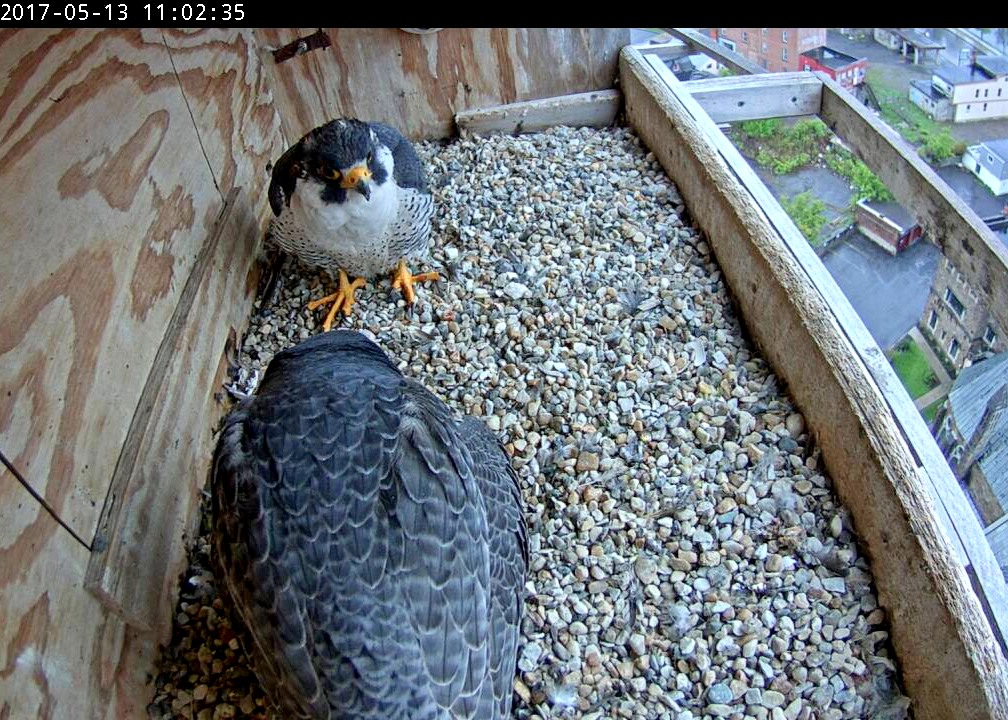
[716,28,826,72]
[799,46,868,89]
[855,199,922,254]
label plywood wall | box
[0,26,622,715]
[255,27,629,142]
[0,28,283,717]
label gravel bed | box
[149,124,911,720]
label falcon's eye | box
[319,166,341,181]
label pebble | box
[707,682,733,704]
[762,690,787,709]
[150,124,909,720]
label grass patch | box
[734,117,830,175]
[922,397,945,424]
[825,146,894,203]
[867,68,966,163]
[888,336,939,399]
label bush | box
[825,148,894,202]
[740,118,780,139]
[916,128,958,163]
[790,118,830,143]
[781,191,827,243]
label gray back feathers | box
[211,331,527,719]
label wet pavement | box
[820,232,942,351]
[935,165,1008,219]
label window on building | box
[944,287,965,318]
[742,31,749,43]
[762,42,768,53]
[984,103,988,111]
[976,89,980,98]
[929,309,938,330]
[985,88,989,97]
[761,28,767,36]
[949,337,960,359]
[782,30,789,42]
[782,47,788,62]
[985,326,997,346]
[989,155,995,163]
[719,38,737,52]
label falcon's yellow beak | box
[340,165,372,199]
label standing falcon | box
[211,330,528,719]
[268,119,438,330]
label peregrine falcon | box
[268,119,438,330]
[211,330,528,719]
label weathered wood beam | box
[631,39,690,62]
[818,73,1008,338]
[661,27,765,75]
[455,89,622,136]
[621,46,1008,720]
[681,72,823,123]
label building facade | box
[854,199,922,254]
[717,28,826,73]
[909,79,954,121]
[918,57,1008,123]
[921,255,1005,372]
[799,46,868,89]
[963,139,1008,196]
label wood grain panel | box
[0,496,155,719]
[86,188,262,629]
[253,27,629,141]
[161,29,284,204]
[0,29,221,540]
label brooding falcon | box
[268,119,438,330]
[211,330,528,719]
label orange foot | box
[307,270,366,331]
[391,259,439,305]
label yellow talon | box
[391,259,439,305]
[307,270,366,331]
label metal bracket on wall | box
[272,29,331,64]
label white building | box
[963,139,1008,197]
[930,56,1008,122]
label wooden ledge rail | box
[661,27,766,76]
[620,45,1008,720]
[454,89,622,136]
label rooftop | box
[893,28,945,50]
[977,55,1008,77]
[911,78,950,102]
[948,352,1008,448]
[935,64,995,85]
[861,199,917,229]
[801,45,863,71]
[980,138,1008,160]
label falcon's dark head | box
[268,118,390,216]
